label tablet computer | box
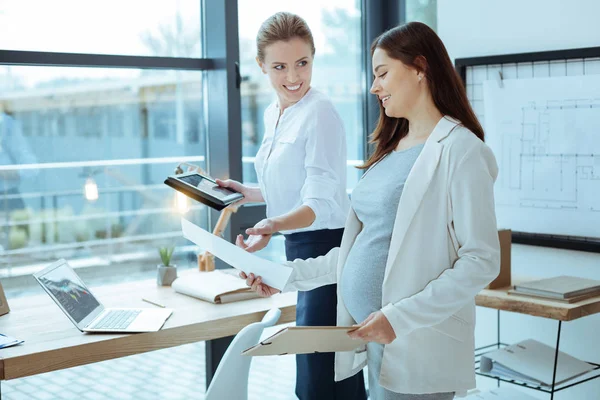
[164,171,244,211]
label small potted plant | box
[157,246,177,286]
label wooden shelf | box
[476,284,600,321]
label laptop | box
[34,259,172,333]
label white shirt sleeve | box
[300,102,347,229]
[283,247,340,292]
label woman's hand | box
[235,233,271,253]
[235,218,278,253]
[347,311,396,344]
[215,179,262,208]
[239,272,280,297]
[245,218,277,236]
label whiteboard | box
[466,57,600,240]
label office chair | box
[205,308,282,400]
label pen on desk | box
[142,298,166,308]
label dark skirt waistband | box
[283,228,344,244]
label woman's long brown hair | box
[360,22,484,170]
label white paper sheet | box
[181,218,293,291]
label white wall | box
[437,1,600,399]
[439,0,600,61]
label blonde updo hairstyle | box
[256,12,316,63]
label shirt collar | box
[276,86,315,114]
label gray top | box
[341,144,424,324]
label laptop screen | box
[36,261,101,323]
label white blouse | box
[254,88,350,234]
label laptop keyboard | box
[90,309,142,330]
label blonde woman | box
[242,22,501,400]
[217,12,366,400]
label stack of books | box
[508,276,600,303]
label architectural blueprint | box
[483,75,600,238]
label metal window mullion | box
[0,49,216,70]
[202,0,243,238]
[201,0,243,390]
[361,0,405,160]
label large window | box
[237,0,364,190]
[0,0,210,276]
[0,66,208,273]
[406,0,437,31]
[0,0,202,57]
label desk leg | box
[206,336,234,390]
[497,309,501,349]
[497,309,501,387]
[550,321,562,400]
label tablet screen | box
[179,174,237,200]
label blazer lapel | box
[383,116,460,282]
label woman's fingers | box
[259,284,271,297]
[242,273,277,297]
[348,326,363,339]
[244,239,260,253]
[215,178,229,187]
[216,178,244,193]
[245,235,270,253]
[236,234,248,249]
[245,227,265,235]
[348,320,373,340]
[251,277,261,292]
[361,312,376,325]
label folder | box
[242,326,366,356]
[480,339,594,387]
[464,387,538,399]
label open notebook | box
[172,269,260,304]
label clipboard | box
[242,326,366,356]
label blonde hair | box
[256,12,315,62]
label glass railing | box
[0,157,208,277]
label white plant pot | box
[157,264,177,286]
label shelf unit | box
[474,283,600,399]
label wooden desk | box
[0,271,296,381]
[474,283,600,399]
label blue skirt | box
[284,228,366,400]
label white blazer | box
[282,116,501,395]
